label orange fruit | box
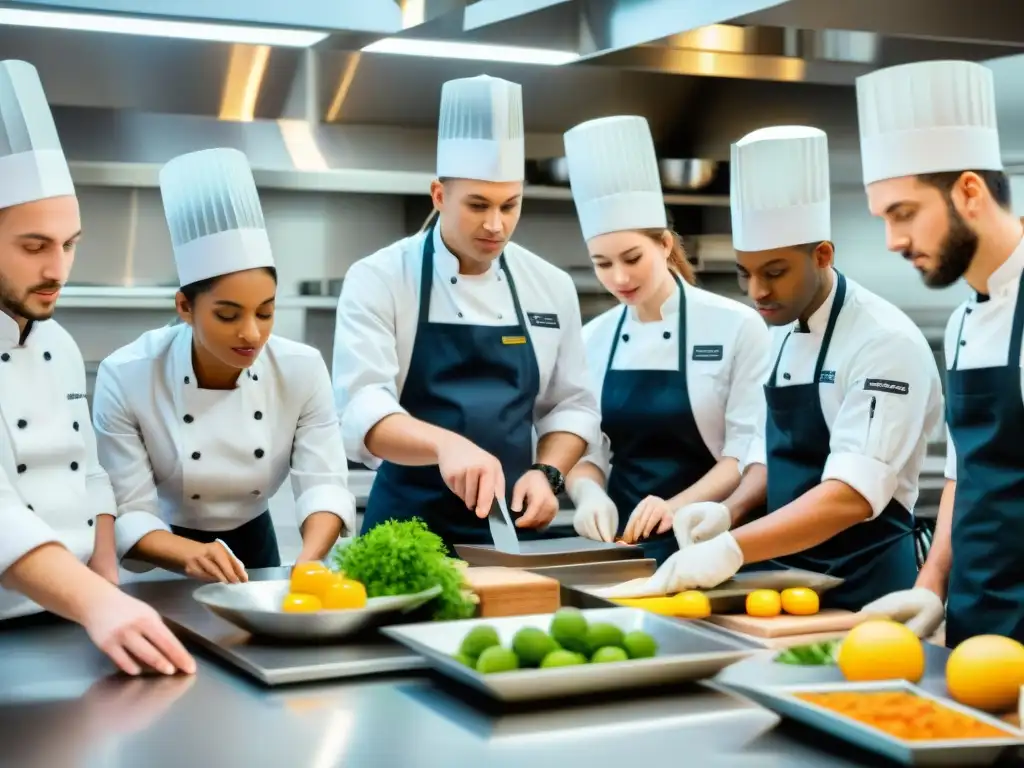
[837,620,924,683]
[281,593,322,613]
[746,589,782,617]
[781,587,820,616]
[322,579,368,610]
[946,635,1024,713]
[290,562,336,598]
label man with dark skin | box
[855,60,1024,646]
[603,126,943,605]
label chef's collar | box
[0,311,33,352]
[976,234,1024,302]
[626,275,681,322]
[795,267,839,335]
[175,324,262,390]
[432,224,502,283]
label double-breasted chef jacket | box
[743,269,945,605]
[941,236,1024,646]
[581,276,770,550]
[92,323,356,566]
[0,314,117,619]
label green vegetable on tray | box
[330,518,476,621]
[774,639,842,666]
[454,608,660,673]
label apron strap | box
[499,253,530,336]
[1007,270,1024,364]
[605,272,685,375]
[418,222,437,325]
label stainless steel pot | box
[658,158,719,191]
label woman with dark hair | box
[91,148,355,581]
[562,116,770,566]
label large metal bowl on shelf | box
[527,156,719,191]
[192,580,442,642]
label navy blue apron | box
[945,270,1024,647]
[758,272,917,611]
[601,274,717,565]
[362,224,570,556]
[171,509,281,569]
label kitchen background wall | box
[7,0,1024,554]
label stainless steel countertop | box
[0,572,1004,768]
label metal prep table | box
[0,571,1020,768]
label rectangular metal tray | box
[722,679,1024,767]
[454,537,643,567]
[381,606,758,703]
[127,571,426,686]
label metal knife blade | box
[487,495,521,554]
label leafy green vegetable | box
[330,518,475,621]
[774,639,842,666]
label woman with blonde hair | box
[563,115,770,565]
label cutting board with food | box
[462,566,561,618]
[704,608,866,638]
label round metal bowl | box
[658,159,719,191]
[193,580,442,642]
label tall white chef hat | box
[0,60,74,210]
[563,115,666,242]
[159,148,274,288]
[856,60,1002,186]
[730,125,831,252]
[436,75,524,183]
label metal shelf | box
[67,161,729,207]
[56,286,339,310]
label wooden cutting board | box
[704,609,867,638]
[462,567,561,618]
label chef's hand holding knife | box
[437,433,555,527]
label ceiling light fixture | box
[0,8,329,47]
[362,38,578,66]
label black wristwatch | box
[531,463,565,495]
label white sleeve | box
[722,312,772,463]
[91,360,170,563]
[822,334,941,519]
[944,425,957,481]
[332,260,407,470]
[0,464,58,576]
[533,279,602,453]
[290,355,357,535]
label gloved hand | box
[595,532,744,598]
[860,587,945,638]
[673,501,732,548]
[570,478,619,543]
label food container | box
[192,580,441,642]
[381,606,757,703]
[721,679,1024,766]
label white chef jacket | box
[744,269,945,518]
[943,236,1024,480]
[92,324,356,562]
[333,225,602,468]
[0,314,117,620]
[580,278,770,478]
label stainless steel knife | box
[487,495,521,554]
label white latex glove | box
[673,501,732,548]
[860,587,945,639]
[569,477,619,543]
[595,532,744,599]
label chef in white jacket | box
[855,61,1024,646]
[601,126,944,607]
[333,75,600,555]
[0,59,193,676]
[561,116,770,565]
[93,148,356,581]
